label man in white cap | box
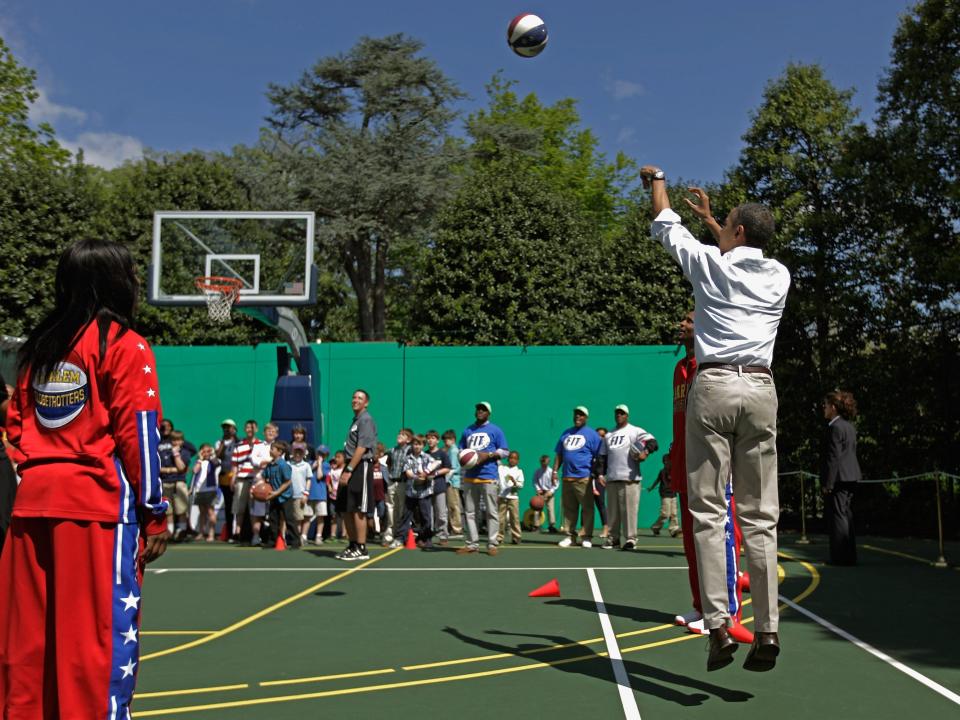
[597,404,657,550]
[553,406,602,548]
[457,402,509,556]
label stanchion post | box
[933,471,948,568]
[797,472,811,544]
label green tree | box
[0,38,104,338]
[730,63,871,473]
[265,34,464,341]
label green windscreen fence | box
[152,343,682,528]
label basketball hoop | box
[194,276,243,323]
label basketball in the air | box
[530,494,545,511]
[251,480,272,502]
[507,13,548,57]
[458,448,479,469]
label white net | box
[196,278,241,324]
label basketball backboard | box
[148,211,316,307]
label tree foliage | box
[265,34,465,340]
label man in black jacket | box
[820,390,862,566]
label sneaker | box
[675,610,702,627]
[547,525,558,534]
[421,541,434,551]
[650,526,661,536]
[313,537,325,546]
[581,540,593,549]
[621,541,636,551]
[250,537,262,547]
[487,546,499,556]
[389,538,403,549]
[602,538,614,549]
[558,537,574,548]
[382,533,394,544]
[354,547,370,560]
[336,547,358,561]
[670,529,681,537]
[456,547,478,555]
[687,618,708,635]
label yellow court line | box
[136,684,249,699]
[861,544,935,565]
[140,631,215,637]
[134,555,815,715]
[260,668,395,687]
[140,547,404,662]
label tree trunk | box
[373,236,388,340]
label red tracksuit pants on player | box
[679,488,745,621]
[0,517,144,719]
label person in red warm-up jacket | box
[0,239,170,718]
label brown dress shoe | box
[743,631,780,672]
[455,547,478,555]
[706,626,738,671]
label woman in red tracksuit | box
[0,239,170,718]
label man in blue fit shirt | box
[456,402,509,557]
[554,406,603,548]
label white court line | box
[148,566,687,573]
[780,596,960,707]
[587,568,642,720]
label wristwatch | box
[346,466,355,473]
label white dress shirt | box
[652,208,791,367]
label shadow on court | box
[544,598,676,625]
[442,627,753,706]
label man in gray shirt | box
[336,389,379,561]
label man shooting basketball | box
[641,165,790,672]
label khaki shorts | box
[305,499,328,518]
[289,497,305,523]
[162,481,190,516]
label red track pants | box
[0,517,144,719]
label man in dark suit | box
[820,390,862,565]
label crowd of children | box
[160,418,673,550]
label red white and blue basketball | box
[458,448,480,469]
[507,13,548,58]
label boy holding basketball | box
[497,450,525,544]
[262,440,300,549]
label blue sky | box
[5,0,913,183]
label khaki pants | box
[650,495,679,534]
[607,481,640,543]
[561,477,594,541]
[686,367,780,632]
[463,482,499,550]
[541,492,557,527]
[496,497,521,543]
[446,486,463,534]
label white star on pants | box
[121,591,140,611]
[119,659,137,678]
[122,624,138,645]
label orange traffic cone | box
[404,529,418,550]
[219,523,230,542]
[729,622,754,644]
[274,531,287,551]
[528,578,561,598]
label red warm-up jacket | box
[6,320,168,535]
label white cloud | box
[611,79,644,100]
[30,88,87,125]
[617,127,636,144]
[61,132,144,169]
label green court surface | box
[132,534,960,719]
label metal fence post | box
[933,472,948,568]
[797,472,810,544]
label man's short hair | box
[355,388,370,401]
[735,203,775,249]
[426,429,439,439]
[245,419,258,428]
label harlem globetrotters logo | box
[33,361,89,429]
